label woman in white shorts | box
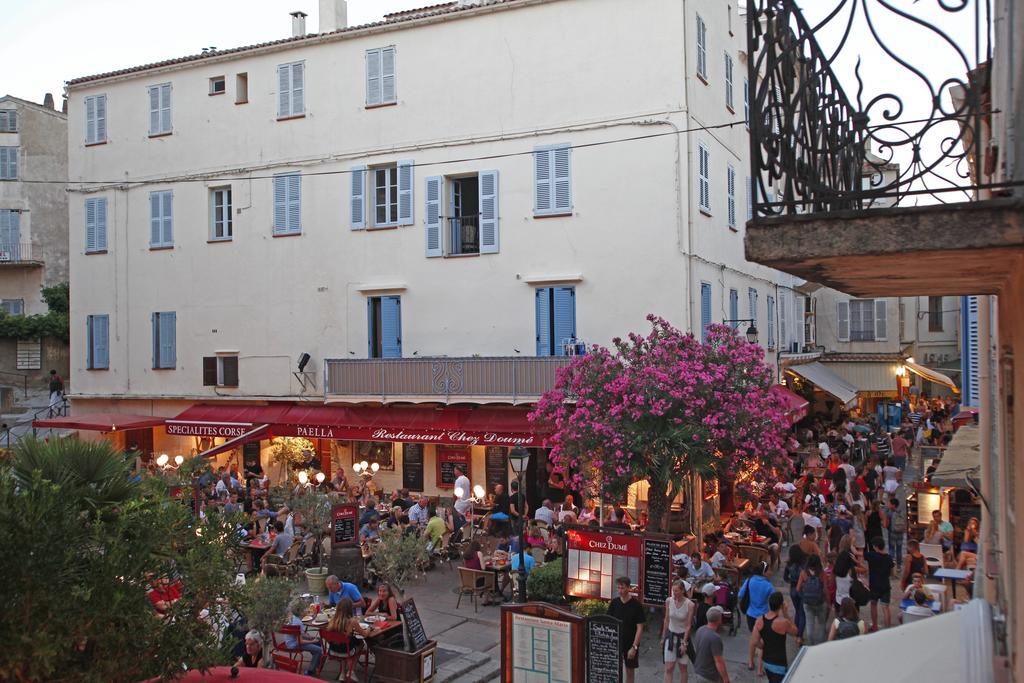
[662,579,695,682]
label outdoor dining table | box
[484,556,513,601]
[239,539,271,573]
[932,567,973,600]
[899,597,943,614]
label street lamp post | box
[508,446,531,603]
[722,318,759,344]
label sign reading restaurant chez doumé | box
[166,422,539,447]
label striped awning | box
[788,362,859,407]
[905,360,960,393]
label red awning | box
[32,412,166,431]
[770,385,810,425]
[167,403,550,447]
[145,666,312,682]
[197,424,271,458]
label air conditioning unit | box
[0,251,11,262]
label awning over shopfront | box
[32,412,167,431]
[197,424,271,459]
[167,404,550,448]
[788,362,859,407]
[905,359,960,393]
[931,422,981,487]
[770,385,809,425]
[785,599,994,683]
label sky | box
[0,0,428,102]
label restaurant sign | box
[165,423,253,438]
[564,528,643,601]
[280,425,540,447]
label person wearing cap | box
[662,579,694,682]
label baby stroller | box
[712,580,739,636]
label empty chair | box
[919,543,945,572]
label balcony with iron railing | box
[447,214,480,255]
[0,242,41,266]
[743,0,1021,299]
[324,356,574,404]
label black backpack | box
[836,618,861,640]
[799,573,825,606]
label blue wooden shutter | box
[351,166,366,230]
[748,288,758,324]
[273,175,287,233]
[837,301,850,342]
[366,49,382,105]
[277,64,291,117]
[91,315,109,369]
[86,316,94,369]
[767,295,776,348]
[382,47,396,103]
[479,170,499,254]
[397,159,414,226]
[727,164,736,228]
[729,289,739,329]
[287,174,301,232]
[381,296,402,358]
[161,84,171,133]
[85,199,96,252]
[425,176,442,257]
[535,288,551,356]
[149,192,162,245]
[160,312,176,368]
[162,191,173,245]
[366,299,374,357]
[700,283,712,342]
[534,148,552,214]
[151,313,158,368]
[553,287,576,356]
[696,15,707,78]
[553,146,572,213]
[96,198,107,251]
[290,63,304,115]
[874,300,887,341]
[725,53,734,108]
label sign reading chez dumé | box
[168,422,540,446]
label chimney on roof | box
[43,93,55,109]
[61,96,68,114]
[291,11,308,37]
[319,0,348,33]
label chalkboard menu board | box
[586,615,622,683]
[484,446,508,495]
[401,598,429,652]
[242,441,262,474]
[436,448,471,489]
[402,443,425,491]
[332,504,357,547]
[642,537,672,607]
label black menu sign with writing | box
[402,443,425,491]
[400,598,429,652]
[586,615,622,683]
[484,446,508,494]
[641,537,672,607]
[332,504,357,547]
[436,448,471,489]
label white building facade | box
[61,0,799,495]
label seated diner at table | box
[463,541,485,570]
[901,573,935,601]
[326,575,366,611]
[233,630,265,669]
[359,517,381,545]
[147,576,183,615]
[366,582,400,620]
[323,598,371,681]
[285,599,322,676]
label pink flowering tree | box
[530,316,792,533]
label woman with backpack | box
[796,554,828,645]
[782,546,806,643]
[828,597,866,640]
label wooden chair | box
[319,630,369,682]
[272,652,302,673]
[456,566,495,612]
[736,544,771,570]
[284,540,305,577]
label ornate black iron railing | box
[747,0,992,219]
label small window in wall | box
[535,286,576,357]
[1,298,24,315]
[210,186,232,240]
[209,76,226,95]
[152,311,176,369]
[235,73,248,104]
[86,315,109,370]
[0,109,16,132]
[367,296,402,359]
[928,296,944,332]
[16,338,41,370]
[203,355,238,387]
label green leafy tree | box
[269,437,314,485]
[237,577,296,666]
[290,490,331,568]
[0,438,243,682]
[370,526,429,600]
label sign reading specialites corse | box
[165,422,542,446]
[165,423,252,438]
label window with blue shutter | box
[727,164,736,228]
[698,142,711,213]
[367,296,401,358]
[725,53,734,109]
[0,109,16,132]
[700,282,712,343]
[148,83,171,135]
[534,145,572,216]
[743,78,749,128]
[535,287,576,356]
[0,147,17,180]
[371,164,408,228]
[366,47,397,106]
[152,311,176,369]
[149,190,173,247]
[696,14,707,79]
[351,166,366,230]
[729,288,739,330]
[87,314,109,370]
[424,176,442,257]
[273,173,301,234]
[277,62,305,118]
[397,160,414,226]
[767,295,776,349]
[85,197,107,253]
[0,210,20,261]
[85,94,107,144]
[479,170,499,254]
[748,288,758,325]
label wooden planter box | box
[372,640,437,683]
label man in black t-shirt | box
[509,480,528,533]
[863,536,895,631]
[606,576,645,683]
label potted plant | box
[237,577,295,666]
[369,525,429,601]
[291,490,332,594]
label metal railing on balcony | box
[324,356,572,403]
[0,242,36,263]
[747,0,994,219]
[447,214,480,255]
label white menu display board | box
[512,613,573,683]
[564,529,643,600]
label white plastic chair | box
[919,543,945,572]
